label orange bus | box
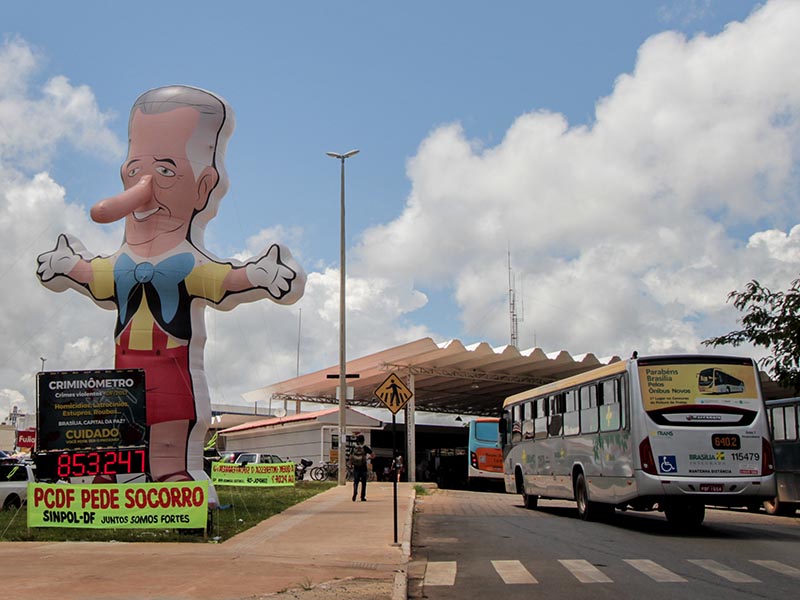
[467,417,503,486]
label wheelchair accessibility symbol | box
[658,455,677,473]
[658,455,678,473]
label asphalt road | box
[408,490,800,600]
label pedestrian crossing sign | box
[375,372,413,414]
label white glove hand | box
[245,244,298,300]
[37,234,81,282]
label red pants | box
[116,343,194,425]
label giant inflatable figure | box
[37,85,306,489]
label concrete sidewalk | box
[0,482,416,600]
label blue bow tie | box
[114,252,195,324]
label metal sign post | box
[392,412,397,544]
[375,372,413,545]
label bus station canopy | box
[243,337,624,417]
[243,337,793,417]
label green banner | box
[27,481,208,529]
[211,461,296,486]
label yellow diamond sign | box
[375,372,413,414]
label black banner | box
[36,369,147,452]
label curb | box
[392,485,417,600]
[392,570,407,600]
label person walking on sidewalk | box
[350,434,374,501]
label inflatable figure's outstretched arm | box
[36,234,97,287]
[224,243,306,305]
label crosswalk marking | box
[559,559,613,583]
[425,561,457,586]
[491,560,538,584]
[750,560,800,579]
[420,558,800,587]
[624,559,687,582]
[688,559,760,583]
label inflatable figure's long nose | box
[90,175,153,224]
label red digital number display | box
[711,433,741,450]
[54,449,147,478]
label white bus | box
[764,397,799,516]
[501,354,776,528]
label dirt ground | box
[256,577,394,599]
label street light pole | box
[326,149,359,485]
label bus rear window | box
[474,421,498,443]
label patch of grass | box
[299,576,314,590]
[0,482,334,543]
[414,484,429,496]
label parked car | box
[233,452,286,466]
[218,451,245,463]
[1,463,35,510]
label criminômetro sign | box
[36,369,147,451]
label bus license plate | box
[711,433,741,450]
[700,484,724,493]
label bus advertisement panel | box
[640,363,757,410]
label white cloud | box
[354,0,800,360]
[202,268,431,406]
[746,225,800,264]
[0,39,124,171]
[0,39,123,415]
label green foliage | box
[0,482,334,543]
[703,277,800,393]
[413,484,429,496]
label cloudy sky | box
[1,1,798,417]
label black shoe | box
[352,496,356,502]
[361,497,367,501]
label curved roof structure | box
[242,337,623,416]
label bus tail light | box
[470,451,478,469]
[762,437,775,475]
[639,438,657,475]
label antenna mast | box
[508,248,520,348]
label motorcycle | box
[295,458,313,482]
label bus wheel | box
[574,473,600,521]
[764,497,797,517]
[575,473,613,522]
[664,501,705,528]
[516,469,537,509]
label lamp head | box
[326,150,360,160]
